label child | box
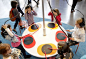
[25,5,37,26]
[10,1,22,33]
[48,8,62,25]
[1,24,31,58]
[66,18,85,46]
[0,43,19,59]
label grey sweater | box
[13,8,20,19]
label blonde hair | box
[76,18,85,29]
[76,18,83,24]
[0,43,10,55]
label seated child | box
[66,18,85,46]
[1,24,31,58]
[0,43,19,59]
[25,5,37,26]
[48,8,62,25]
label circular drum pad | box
[42,44,52,54]
[31,24,39,30]
[56,33,66,40]
[48,23,55,28]
[24,37,33,45]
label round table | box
[22,21,68,58]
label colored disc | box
[56,33,66,40]
[48,23,55,28]
[31,24,39,30]
[55,31,67,42]
[42,44,52,54]
[24,37,33,45]
[22,34,36,48]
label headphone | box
[79,18,85,27]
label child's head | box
[0,43,12,56]
[11,1,18,8]
[1,24,12,38]
[25,5,33,13]
[75,18,85,28]
[53,8,60,16]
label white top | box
[70,26,85,42]
[5,28,18,43]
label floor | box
[0,0,86,27]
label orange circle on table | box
[37,43,57,56]
[55,31,67,42]
[46,22,58,29]
[28,23,41,32]
[22,34,36,48]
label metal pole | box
[42,0,46,36]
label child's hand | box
[2,24,7,29]
[70,38,74,41]
[25,9,27,13]
[19,36,23,39]
[66,30,70,32]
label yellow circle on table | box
[28,23,42,32]
[37,43,57,56]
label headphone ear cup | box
[79,18,85,27]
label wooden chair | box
[75,43,79,54]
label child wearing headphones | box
[25,5,37,26]
[1,24,31,58]
[66,18,85,46]
[48,8,62,25]
[0,43,19,59]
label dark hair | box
[11,1,17,8]
[25,5,33,10]
[1,24,11,38]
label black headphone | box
[79,18,85,27]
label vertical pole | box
[42,0,46,36]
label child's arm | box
[2,25,14,37]
[25,13,28,20]
[48,12,52,16]
[70,34,85,42]
[5,28,14,37]
[32,10,37,16]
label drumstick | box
[48,48,58,50]
[44,50,47,59]
[61,34,66,37]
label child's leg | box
[14,18,20,29]
[69,40,79,46]
[16,44,31,58]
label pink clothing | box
[25,11,37,26]
[48,12,62,25]
[11,35,21,47]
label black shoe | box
[71,10,75,13]
[24,55,31,58]
[13,29,17,34]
